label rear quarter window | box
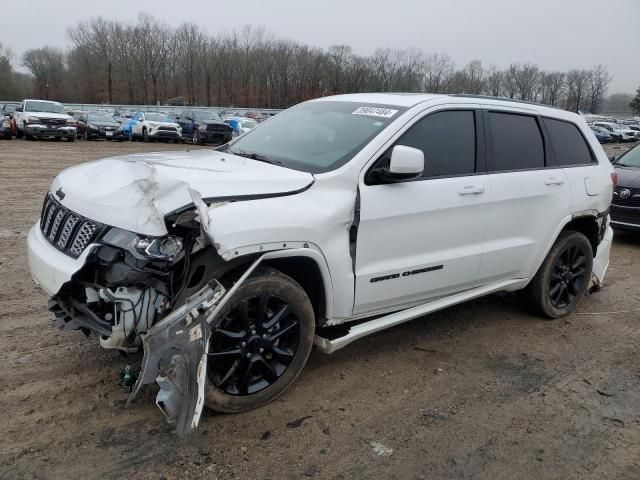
[544,118,595,166]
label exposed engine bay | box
[46,197,251,435]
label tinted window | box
[398,110,476,178]
[545,118,594,166]
[489,112,544,171]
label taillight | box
[610,172,618,189]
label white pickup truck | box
[14,99,76,141]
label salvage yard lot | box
[1,139,639,480]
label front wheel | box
[143,128,149,142]
[205,267,315,413]
[521,231,593,318]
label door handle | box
[545,177,565,186]
[458,185,485,195]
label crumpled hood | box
[615,166,640,189]
[51,149,314,236]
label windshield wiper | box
[229,149,283,166]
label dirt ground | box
[1,138,639,480]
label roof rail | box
[448,94,560,110]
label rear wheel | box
[521,231,593,318]
[205,267,315,413]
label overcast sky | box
[3,0,639,93]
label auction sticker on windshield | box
[352,107,399,118]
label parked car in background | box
[131,111,181,142]
[1,116,12,139]
[67,110,87,124]
[245,111,267,123]
[13,99,76,141]
[224,116,258,137]
[593,122,635,142]
[176,110,233,145]
[610,144,640,231]
[1,103,19,137]
[77,112,126,141]
[591,125,612,144]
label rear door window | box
[488,112,545,171]
[544,118,595,166]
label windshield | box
[88,113,116,122]
[3,104,18,114]
[616,145,640,168]
[226,101,405,173]
[193,111,221,122]
[144,113,170,122]
[25,101,66,114]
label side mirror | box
[377,145,425,183]
[609,155,616,163]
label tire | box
[16,128,23,139]
[205,267,315,413]
[521,231,593,319]
[67,136,75,142]
[143,128,149,142]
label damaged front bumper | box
[129,281,226,435]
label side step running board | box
[314,279,521,354]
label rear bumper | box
[26,125,76,138]
[591,225,613,287]
[27,224,96,295]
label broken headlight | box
[135,236,184,260]
[102,228,184,262]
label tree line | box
[0,14,629,113]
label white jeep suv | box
[27,93,614,434]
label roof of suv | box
[315,93,583,123]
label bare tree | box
[485,66,503,97]
[68,18,118,103]
[587,64,611,113]
[513,63,540,101]
[22,47,66,99]
[421,53,454,93]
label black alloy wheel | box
[204,267,315,413]
[548,242,588,309]
[520,230,593,318]
[209,293,300,396]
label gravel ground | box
[0,138,639,480]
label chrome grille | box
[49,207,67,241]
[57,214,79,248]
[39,193,104,258]
[70,222,97,257]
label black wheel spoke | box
[549,282,562,298]
[237,299,250,328]
[272,345,295,360]
[259,357,280,382]
[263,304,291,330]
[257,295,269,323]
[216,328,246,340]
[220,360,240,386]
[269,320,298,341]
[208,348,241,358]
